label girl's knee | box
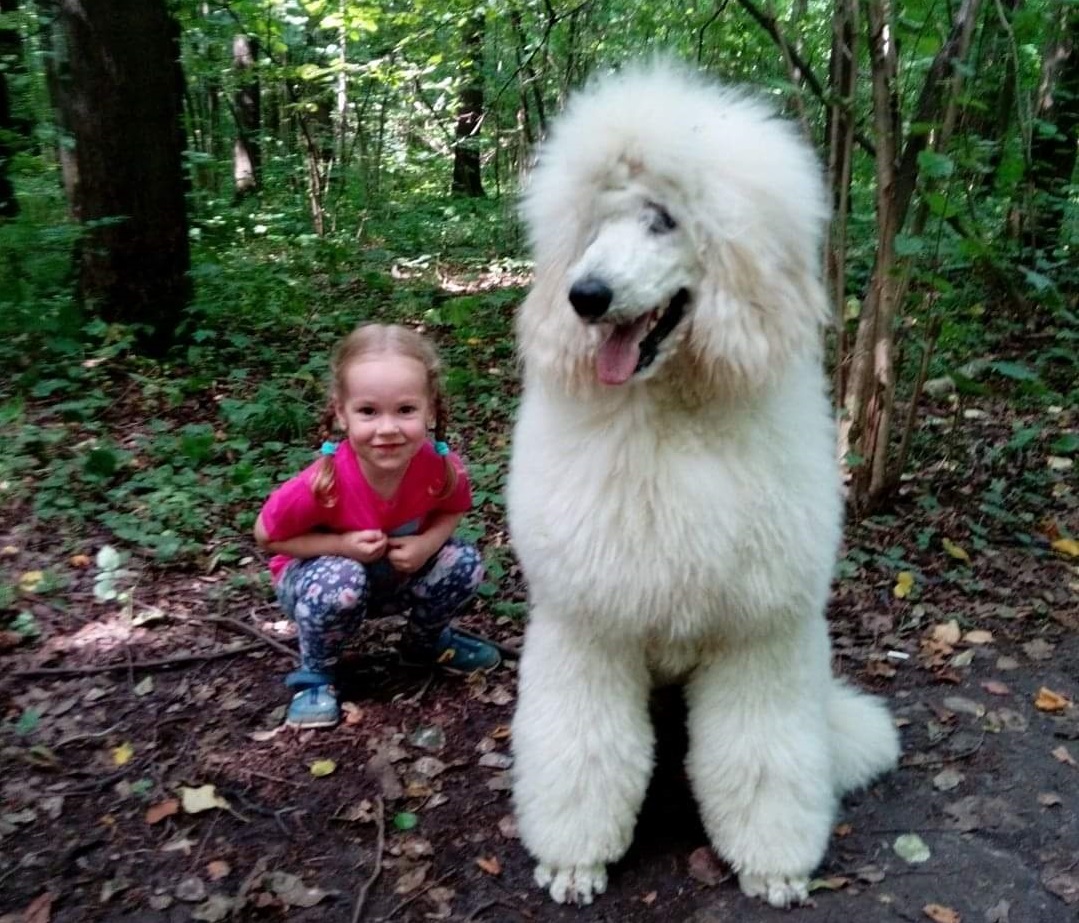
[437,542,485,594]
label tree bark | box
[233,33,261,199]
[1024,3,1078,256]
[0,0,21,217]
[56,0,191,355]
[451,13,485,197]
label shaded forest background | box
[0,0,1076,604]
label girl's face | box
[334,354,433,486]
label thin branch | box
[350,794,385,923]
[12,642,264,678]
[735,0,876,156]
[194,613,299,661]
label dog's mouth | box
[596,288,690,385]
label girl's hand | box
[387,534,438,575]
[342,530,388,564]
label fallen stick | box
[350,794,385,923]
[193,613,299,662]
[12,642,264,678]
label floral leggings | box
[274,538,485,676]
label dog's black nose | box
[569,278,613,320]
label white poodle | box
[507,61,900,910]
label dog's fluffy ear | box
[686,235,830,393]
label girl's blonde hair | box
[312,324,457,507]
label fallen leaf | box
[942,538,970,563]
[962,629,993,645]
[1050,538,1079,558]
[146,799,180,825]
[176,877,207,902]
[981,680,1010,696]
[1038,792,1063,807]
[1022,639,1055,661]
[180,785,230,814]
[687,846,727,886]
[309,759,336,777]
[267,871,328,907]
[923,903,961,923]
[995,656,1020,671]
[18,570,45,593]
[247,727,284,742]
[112,742,134,767]
[931,620,961,645]
[1051,745,1077,768]
[475,855,502,876]
[809,875,850,892]
[206,860,231,881]
[497,814,519,839]
[342,702,365,726]
[21,892,52,923]
[932,769,965,792]
[856,865,885,884]
[1035,687,1071,713]
[894,833,931,864]
[133,676,154,697]
[191,895,234,922]
[894,571,915,598]
[641,890,658,904]
[943,695,985,718]
[984,898,1011,923]
[393,864,430,895]
[1041,855,1079,904]
[490,725,512,740]
[70,554,92,568]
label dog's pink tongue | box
[596,316,649,385]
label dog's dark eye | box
[647,203,678,234]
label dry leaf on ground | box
[475,855,502,876]
[1035,687,1071,712]
[145,799,180,825]
[923,903,961,923]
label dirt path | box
[2,551,1077,923]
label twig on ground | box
[192,614,299,662]
[12,642,264,678]
[350,794,385,923]
[380,869,457,921]
[401,671,436,706]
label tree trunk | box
[56,0,191,356]
[233,33,261,199]
[826,0,858,399]
[842,0,985,513]
[0,0,21,217]
[1024,3,1078,257]
[451,14,485,197]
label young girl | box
[254,323,499,729]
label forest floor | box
[1,337,1077,923]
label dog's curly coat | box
[507,62,900,909]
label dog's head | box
[517,60,830,400]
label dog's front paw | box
[534,861,608,905]
[738,871,810,908]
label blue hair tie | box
[320,441,338,456]
[433,440,450,456]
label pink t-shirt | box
[259,441,472,581]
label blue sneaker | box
[284,670,340,729]
[433,628,502,675]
